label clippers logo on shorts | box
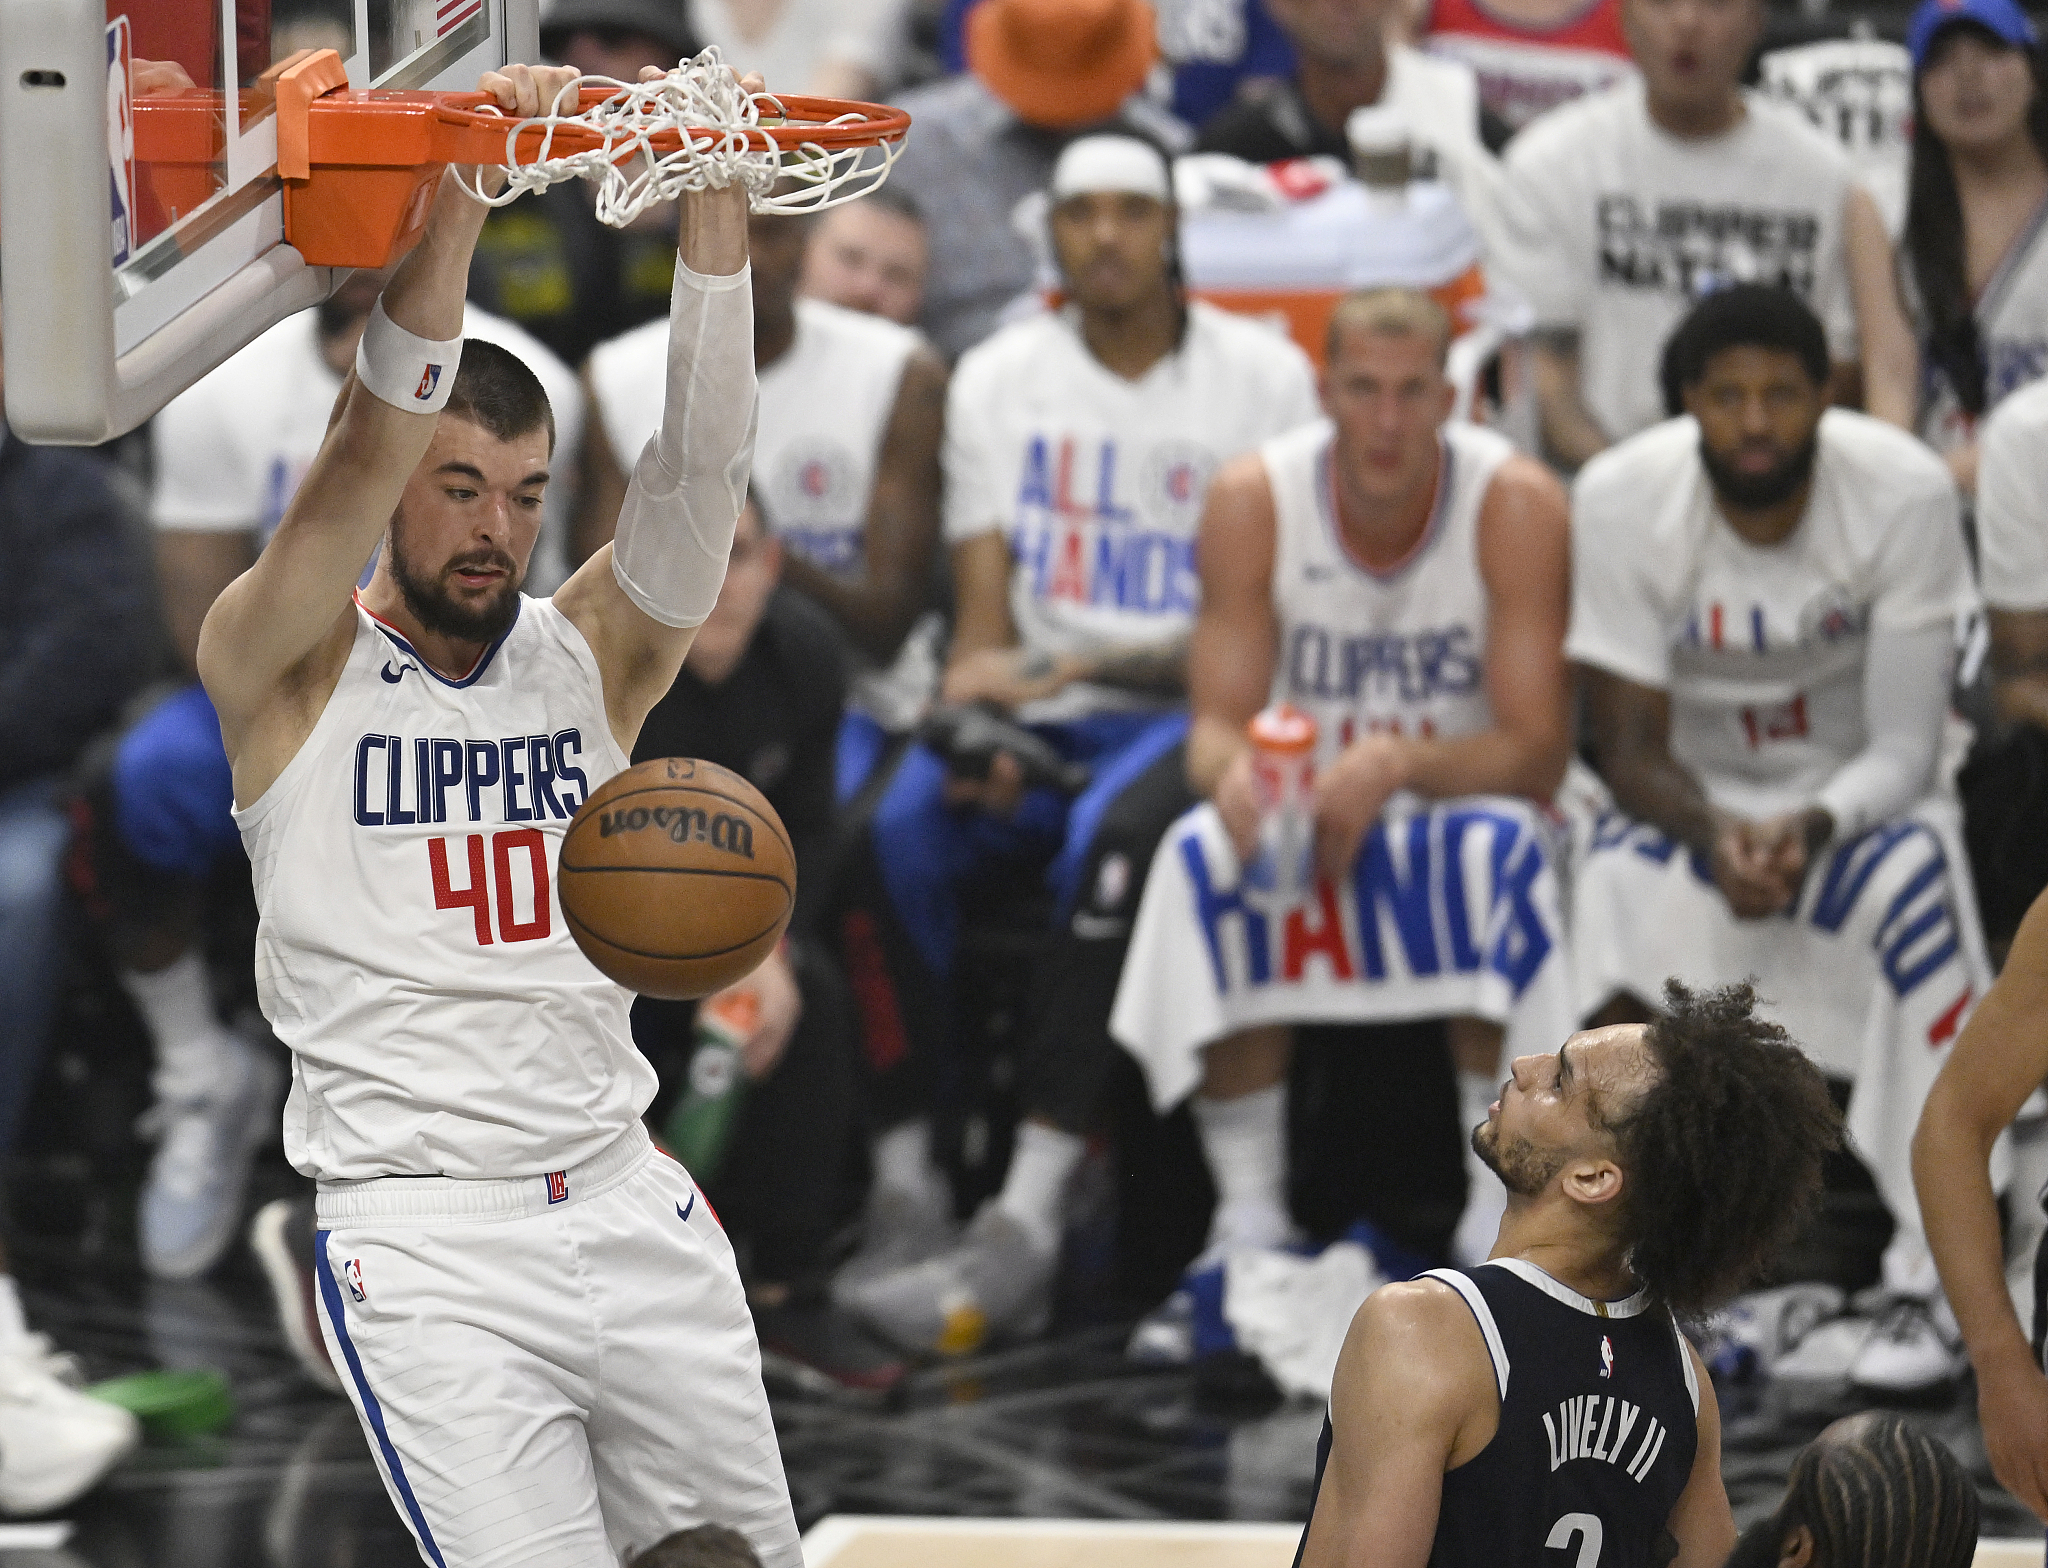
[344,1258,367,1302]
[414,364,443,402]
[546,1170,569,1204]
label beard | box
[1699,432,1818,511]
[1472,1118,1566,1199]
[389,527,523,645]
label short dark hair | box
[1606,981,1841,1319]
[1783,1412,1979,1567]
[629,1523,761,1568]
[1659,285,1832,416]
[854,184,924,228]
[445,338,555,454]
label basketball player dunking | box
[1294,983,1840,1568]
[196,65,800,1568]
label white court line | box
[803,1518,2045,1568]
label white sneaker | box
[0,1346,139,1514]
[248,1200,343,1395]
[1848,1296,1965,1397]
[139,1041,284,1280]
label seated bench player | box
[830,132,1322,1356]
[1110,286,1577,1297]
[1568,285,1988,1399]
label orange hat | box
[966,0,1157,129]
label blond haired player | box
[195,63,797,1568]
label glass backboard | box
[1,0,534,443]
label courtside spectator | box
[834,134,1319,1355]
[1499,0,1917,468]
[943,0,1300,129]
[1412,0,1633,134]
[689,0,913,98]
[107,278,579,1280]
[1900,0,2048,491]
[1110,288,1574,1288]
[799,189,930,328]
[633,1522,763,1568]
[582,204,946,800]
[889,0,1182,360]
[1196,0,1503,158]
[0,347,149,1511]
[629,499,859,1308]
[468,0,701,367]
[1569,287,1984,1396]
[1960,377,2048,945]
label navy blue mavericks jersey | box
[1294,1259,1700,1568]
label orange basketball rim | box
[129,49,913,270]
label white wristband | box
[353,299,464,413]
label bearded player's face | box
[389,415,549,645]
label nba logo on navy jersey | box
[1600,1336,1614,1379]
[546,1171,569,1204]
[414,364,442,401]
[344,1258,367,1303]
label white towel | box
[1111,795,1581,1112]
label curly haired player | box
[194,62,798,1568]
[1294,980,1842,1568]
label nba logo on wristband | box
[546,1171,569,1204]
[414,364,442,401]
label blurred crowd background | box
[9,0,2048,1532]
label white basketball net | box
[453,47,902,227]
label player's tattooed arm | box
[1580,666,1793,918]
[1298,1279,1497,1568]
[1055,634,1190,697]
[1664,1341,1736,1567]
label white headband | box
[1050,135,1171,203]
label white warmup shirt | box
[152,306,584,591]
[236,595,650,1182]
[591,297,918,576]
[1264,418,1514,763]
[589,296,926,721]
[1567,410,1973,823]
[1913,199,2048,453]
[945,301,1320,724]
[1500,81,1861,443]
[1976,375,2048,611]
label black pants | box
[630,941,857,1289]
[835,740,1197,1138]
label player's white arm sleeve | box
[610,262,758,629]
[1814,623,1954,840]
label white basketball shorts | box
[312,1121,800,1568]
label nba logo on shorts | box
[414,364,442,401]
[344,1258,367,1303]
[546,1170,569,1204]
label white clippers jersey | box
[591,296,918,574]
[1568,411,1973,819]
[945,301,1321,724]
[234,595,652,1182]
[1265,418,1512,765]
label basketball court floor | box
[0,1194,2037,1567]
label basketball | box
[559,757,796,1000]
